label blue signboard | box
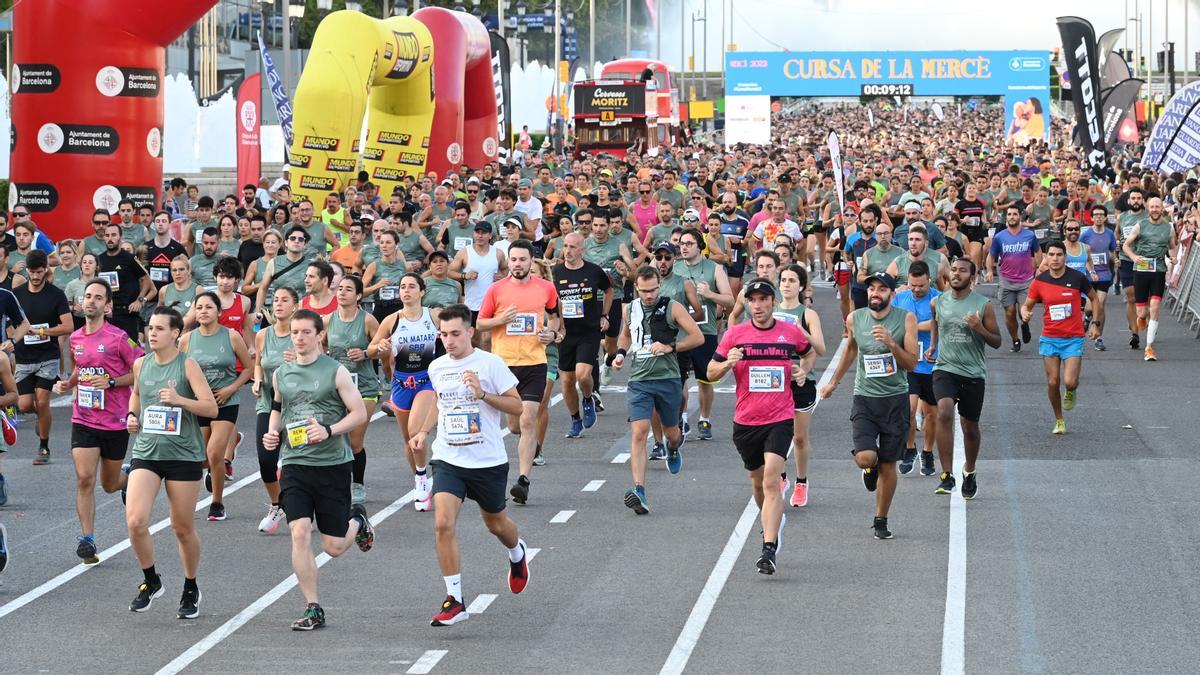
[726,50,1050,140]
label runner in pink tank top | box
[68,322,142,431]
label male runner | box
[1021,242,1098,434]
[986,205,1040,352]
[892,261,939,476]
[262,309,374,631]
[928,259,1002,497]
[1121,196,1179,361]
[674,228,735,440]
[552,232,612,438]
[477,240,560,505]
[53,279,142,563]
[409,304,531,627]
[819,273,918,540]
[14,251,72,465]
[708,279,814,574]
[1115,188,1149,349]
[1080,205,1117,351]
[613,267,703,514]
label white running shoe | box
[599,364,613,386]
[351,482,367,505]
[415,473,432,501]
[258,505,285,534]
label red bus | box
[599,58,682,144]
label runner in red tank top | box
[300,260,338,317]
[213,257,254,474]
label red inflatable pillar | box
[459,19,500,168]
[10,0,217,242]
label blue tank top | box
[1065,243,1089,275]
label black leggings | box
[257,411,278,484]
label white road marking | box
[660,338,848,675]
[581,480,605,492]
[611,453,630,464]
[406,649,448,675]
[941,418,967,675]
[526,547,541,561]
[549,510,575,524]
[466,593,497,614]
[155,491,417,675]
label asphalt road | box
[0,284,1196,674]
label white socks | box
[444,574,462,602]
[1147,319,1159,345]
[508,539,525,563]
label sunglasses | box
[93,220,110,225]
[639,190,651,194]
[654,253,674,260]
[577,219,592,225]
[287,236,307,242]
[1064,228,1079,232]
[467,189,479,194]
[13,212,28,217]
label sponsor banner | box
[377,131,413,145]
[828,132,845,216]
[1143,80,1200,168]
[36,123,119,155]
[236,74,262,194]
[289,152,311,169]
[1099,78,1143,147]
[10,183,59,212]
[398,151,425,166]
[299,175,336,191]
[386,30,426,80]
[1057,16,1110,177]
[116,186,158,208]
[302,135,340,151]
[11,63,60,94]
[371,166,408,182]
[574,82,646,118]
[95,66,161,98]
[326,157,357,172]
[361,146,385,161]
[489,31,513,151]
[258,31,293,149]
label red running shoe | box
[430,595,468,626]
[507,539,529,594]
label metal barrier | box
[1167,237,1200,337]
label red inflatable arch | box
[413,7,500,177]
[10,0,217,242]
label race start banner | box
[725,51,1049,145]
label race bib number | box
[142,405,182,435]
[1107,214,1118,226]
[773,312,798,324]
[1048,303,1072,322]
[203,285,218,293]
[862,353,897,378]
[506,313,537,335]
[99,270,120,291]
[1135,258,1157,272]
[1034,229,1047,240]
[1089,253,1107,267]
[150,267,170,283]
[854,256,863,270]
[23,323,49,345]
[286,420,310,448]
[1122,225,1135,238]
[562,299,583,319]
[77,385,105,410]
[454,236,472,251]
[445,409,481,436]
[919,339,928,362]
[748,366,786,392]
[967,217,980,228]
[378,286,398,301]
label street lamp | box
[517,0,527,67]
[393,1,408,15]
[691,9,707,100]
[316,0,332,10]
[346,1,362,11]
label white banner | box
[867,107,875,128]
[725,95,772,148]
[828,131,845,216]
[932,102,945,121]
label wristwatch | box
[108,377,117,389]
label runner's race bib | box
[1135,258,1157,272]
[748,366,786,392]
[150,267,170,283]
[142,405,182,435]
[286,420,310,448]
[1048,303,1072,322]
[1034,229,1047,240]
[378,286,399,301]
[454,236,472,251]
[445,406,481,436]
[99,270,120,291]
[1090,253,1107,267]
[862,353,897,378]
[77,385,104,410]
[773,312,798,324]
[562,299,583,319]
[24,323,49,345]
[506,313,537,335]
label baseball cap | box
[681,209,701,223]
[270,178,289,192]
[903,201,920,212]
[652,242,678,256]
[744,279,777,299]
[599,168,614,177]
[502,215,524,230]
[473,221,493,233]
[517,178,532,187]
[864,272,897,290]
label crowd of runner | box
[0,101,1194,627]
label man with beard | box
[886,225,949,291]
[717,192,751,297]
[97,224,155,341]
[476,241,561,505]
[293,199,341,260]
[674,228,735,441]
[986,205,1041,352]
[926,258,1001,498]
[645,242,702,458]
[1120,196,1178,362]
[846,204,882,309]
[819,272,918,540]
[1115,188,1150,349]
[1080,205,1118,351]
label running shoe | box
[681,418,691,436]
[507,539,529,594]
[0,474,8,507]
[1020,321,1031,344]
[697,419,713,440]
[862,467,878,492]
[76,535,99,565]
[204,471,212,493]
[380,400,395,417]
[920,451,936,476]
[898,447,918,475]
[32,446,49,465]
[0,410,16,445]
[258,505,285,534]
[352,504,374,552]
[292,603,326,630]
[1063,390,1077,411]
[414,496,431,512]
[565,416,584,439]
[1009,340,1021,353]
[120,463,131,505]
[961,471,978,500]
[756,543,777,575]
[430,596,468,626]
[532,447,546,466]
[510,477,530,505]
[224,458,233,479]
[624,485,649,515]
[666,444,682,474]
[1144,346,1157,362]
[233,431,244,455]
[872,516,893,540]
[935,472,956,495]
[0,523,8,574]
[600,364,613,386]
[790,482,808,507]
[130,576,163,612]
[581,396,597,428]
[648,442,665,461]
[177,587,202,620]
[1094,338,1107,351]
[1130,333,1140,349]
[414,473,432,503]
[1052,419,1066,435]
[779,475,788,499]
[592,393,605,412]
[351,482,367,505]
[207,502,226,522]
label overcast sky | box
[636,0,1200,73]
